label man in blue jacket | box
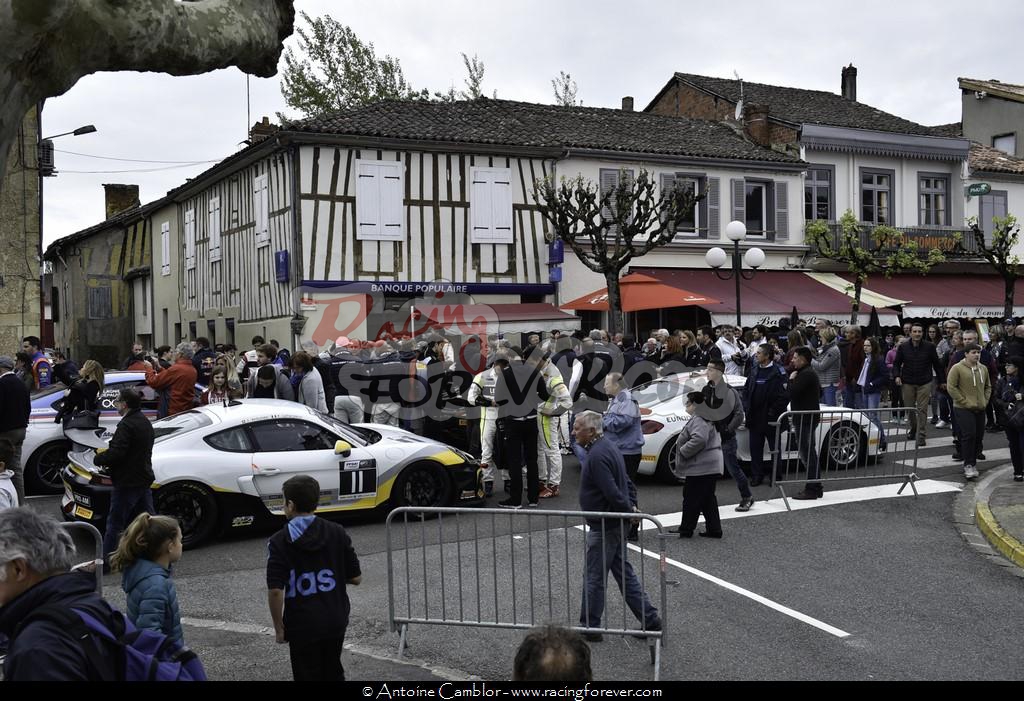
[0,508,120,680]
[743,344,789,486]
[574,411,661,642]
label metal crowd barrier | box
[386,507,669,680]
[770,407,920,510]
[61,521,105,594]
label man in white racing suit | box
[536,354,572,498]
[467,353,511,497]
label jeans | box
[503,418,539,505]
[795,417,821,490]
[289,635,345,681]
[748,425,775,480]
[1006,428,1024,476]
[855,390,886,442]
[843,384,858,410]
[821,385,837,407]
[722,437,751,499]
[103,486,155,561]
[953,408,985,467]
[939,392,952,423]
[580,522,660,630]
[679,474,722,536]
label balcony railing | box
[808,223,980,260]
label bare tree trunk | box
[1005,273,1016,321]
[850,278,863,326]
[605,271,623,337]
[0,0,295,175]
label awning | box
[631,267,900,327]
[411,303,581,335]
[803,272,911,309]
[560,273,719,312]
[834,273,1024,319]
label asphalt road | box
[25,424,1024,681]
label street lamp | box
[39,124,97,177]
[705,220,765,328]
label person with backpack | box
[111,513,184,646]
[267,474,362,682]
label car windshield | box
[32,383,68,400]
[153,410,214,443]
[318,412,377,446]
[632,374,707,407]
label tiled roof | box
[663,73,938,136]
[959,78,1024,103]
[969,142,1024,175]
[929,122,962,138]
[285,98,803,163]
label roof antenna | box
[733,70,744,121]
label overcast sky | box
[40,0,1022,245]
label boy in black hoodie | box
[267,475,362,681]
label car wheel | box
[654,437,682,484]
[155,482,219,549]
[821,422,866,470]
[393,461,452,508]
[26,440,72,495]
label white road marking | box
[626,544,852,638]
[898,448,1010,471]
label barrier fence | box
[770,407,920,510]
[385,507,669,680]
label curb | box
[975,502,1024,569]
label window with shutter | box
[600,168,634,237]
[209,197,222,262]
[470,167,513,244]
[254,174,270,247]
[661,172,704,239]
[774,181,789,241]
[356,160,404,241]
[184,209,196,270]
[731,179,746,232]
[706,177,721,239]
[160,221,171,276]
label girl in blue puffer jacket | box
[110,513,184,645]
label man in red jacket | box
[144,342,197,416]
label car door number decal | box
[340,458,377,499]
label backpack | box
[17,604,207,682]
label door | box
[247,419,347,510]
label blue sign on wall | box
[548,240,564,264]
[275,251,289,282]
[549,266,563,283]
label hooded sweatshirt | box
[122,558,183,644]
[947,359,992,411]
[266,516,362,643]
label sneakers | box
[792,489,823,500]
[964,465,979,480]
[977,453,987,461]
[735,497,754,512]
[1014,474,1023,482]
[498,499,522,509]
[539,484,559,498]
[935,420,949,429]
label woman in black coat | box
[54,359,104,426]
[853,337,889,450]
[994,356,1024,482]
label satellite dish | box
[734,100,744,121]
[733,70,744,120]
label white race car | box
[61,399,482,548]
[634,371,882,481]
[24,371,204,495]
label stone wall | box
[0,106,41,353]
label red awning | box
[631,268,892,327]
[412,303,581,334]
[560,273,719,312]
[835,273,1024,319]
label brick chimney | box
[103,184,140,219]
[621,96,634,111]
[841,64,857,101]
[249,116,279,144]
[742,104,771,147]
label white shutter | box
[379,162,404,241]
[471,168,494,242]
[160,221,171,276]
[184,209,196,270]
[774,181,789,241]
[254,174,270,247]
[208,196,222,262]
[471,167,513,244]
[356,161,381,240]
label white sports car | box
[633,371,883,481]
[24,371,204,495]
[60,399,482,548]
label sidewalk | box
[970,465,1024,571]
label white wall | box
[963,176,1024,258]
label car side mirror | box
[335,440,352,457]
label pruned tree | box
[806,210,948,324]
[281,11,427,117]
[552,71,581,107]
[534,169,704,336]
[0,0,295,176]
[970,214,1021,319]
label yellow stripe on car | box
[430,450,465,466]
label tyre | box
[155,482,219,549]
[821,422,866,470]
[26,440,72,495]
[393,461,452,508]
[654,437,682,484]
